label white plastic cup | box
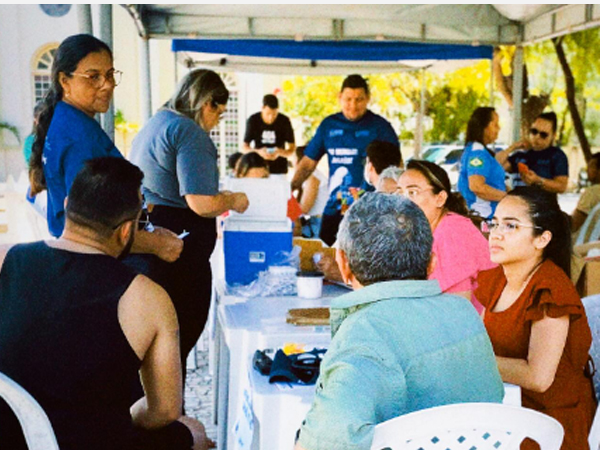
[296,271,324,299]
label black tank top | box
[0,241,140,450]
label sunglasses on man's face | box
[529,128,549,139]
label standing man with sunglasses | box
[496,112,569,193]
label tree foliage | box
[281,28,600,156]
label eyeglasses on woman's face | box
[395,187,434,200]
[482,219,542,234]
[70,69,122,89]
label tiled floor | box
[184,338,217,443]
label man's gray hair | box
[337,193,433,285]
[378,166,403,184]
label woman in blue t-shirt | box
[458,107,507,219]
[28,34,182,257]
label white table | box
[213,283,348,450]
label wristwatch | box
[534,179,544,188]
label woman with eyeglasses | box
[397,160,495,312]
[496,111,569,194]
[458,107,507,219]
[476,187,596,450]
[130,69,249,385]
[28,34,182,262]
[26,34,213,450]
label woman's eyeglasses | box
[71,70,123,88]
[395,187,434,200]
[529,128,549,139]
[481,219,542,234]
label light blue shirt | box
[298,280,504,450]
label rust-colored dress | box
[476,260,597,450]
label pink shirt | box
[429,212,496,313]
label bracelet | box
[534,179,544,188]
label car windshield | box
[422,146,446,162]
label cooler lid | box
[225,176,290,221]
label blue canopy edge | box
[172,39,493,62]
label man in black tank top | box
[0,158,213,450]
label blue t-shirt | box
[304,110,398,216]
[129,109,219,209]
[43,101,122,237]
[458,142,506,219]
[508,146,569,187]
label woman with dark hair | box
[234,151,270,178]
[496,111,569,194]
[130,69,249,376]
[28,34,182,260]
[477,186,596,450]
[397,160,495,311]
[458,107,506,219]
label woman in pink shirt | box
[397,160,495,312]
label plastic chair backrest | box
[576,202,600,246]
[370,402,564,450]
[583,295,600,401]
[583,295,600,450]
[0,372,59,450]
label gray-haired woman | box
[130,69,248,383]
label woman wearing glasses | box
[130,69,249,384]
[496,112,569,194]
[477,187,596,450]
[458,107,506,219]
[28,34,182,264]
[397,160,495,312]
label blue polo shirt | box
[304,111,398,216]
[298,280,504,450]
[43,101,123,237]
[508,146,569,187]
[458,142,506,219]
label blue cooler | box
[223,177,293,285]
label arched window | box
[209,72,240,175]
[32,45,58,106]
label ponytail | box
[29,90,59,195]
[445,191,469,216]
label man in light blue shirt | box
[296,193,504,450]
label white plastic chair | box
[0,372,59,450]
[370,402,564,450]
[576,202,600,246]
[582,294,600,450]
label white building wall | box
[0,4,78,179]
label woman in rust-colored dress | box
[476,187,596,450]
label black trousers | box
[318,211,343,247]
[149,206,217,375]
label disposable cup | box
[296,271,324,299]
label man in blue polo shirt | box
[496,111,569,193]
[291,75,399,246]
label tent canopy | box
[127,4,600,46]
[171,38,493,75]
